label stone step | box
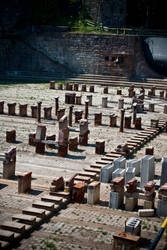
[74,175,91,184]
[101,157,114,162]
[32,201,55,211]
[22,207,46,218]
[12,214,37,225]
[133,136,147,142]
[84,167,101,174]
[49,191,70,199]
[41,195,63,204]
[78,172,97,179]
[109,151,123,156]
[105,153,120,158]
[0,240,10,248]
[0,221,25,234]
[90,163,103,169]
[128,139,142,144]
[96,160,111,165]
[0,229,14,242]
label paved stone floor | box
[0,83,167,249]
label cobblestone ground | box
[0,83,167,249]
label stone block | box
[141,155,155,188]
[81,84,87,92]
[59,115,68,130]
[69,137,78,151]
[0,101,4,114]
[58,144,68,157]
[160,157,167,186]
[103,87,108,94]
[87,181,100,205]
[96,140,105,154]
[100,164,114,183]
[57,109,65,121]
[118,98,124,109]
[125,217,141,236]
[49,80,55,89]
[79,119,88,135]
[110,114,117,127]
[113,157,126,169]
[144,200,153,209]
[65,93,76,104]
[89,85,94,93]
[19,104,27,117]
[58,83,63,90]
[127,159,141,176]
[94,112,102,126]
[135,117,142,130]
[18,171,32,193]
[112,168,125,179]
[75,110,83,123]
[75,95,82,105]
[164,105,167,114]
[125,167,135,184]
[124,116,131,129]
[51,176,64,191]
[7,103,16,116]
[138,209,154,217]
[125,197,138,211]
[109,191,124,209]
[35,142,45,154]
[149,103,154,112]
[102,97,107,108]
[145,147,154,155]
[2,147,16,179]
[86,95,92,106]
[157,199,167,217]
[72,182,86,203]
[35,125,46,142]
[31,105,38,118]
[29,133,36,146]
[6,130,16,143]
[74,83,79,91]
[44,107,52,120]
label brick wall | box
[0,32,161,79]
[28,32,136,77]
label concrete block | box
[87,181,100,205]
[109,191,124,209]
[100,164,114,183]
[113,157,126,169]
[125,197,138,211]
[138,209,154,217]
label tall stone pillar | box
[120,109,125,133]
[37,102,42,123]
[133,103,137,124]
[55,97,59,116]
[69,105,74,127]
[84,100,89,119]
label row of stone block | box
[0,102,53,119]
[50,81,95,92]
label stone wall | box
[27,32,136,77]
[84,0,126,27]
[0,32,161,79]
